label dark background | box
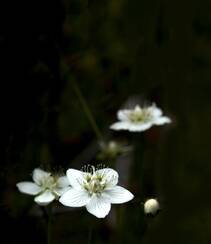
[0,0,210,243]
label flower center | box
[41,176,57,191]
[83,174,106,196]
[128,108,152,123]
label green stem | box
[132,134,145,193]
[116,205,125,243]
[61,60,103,141]
[87,224,93,244]
[71,80,103,141]
[117,135,146,243]
[47,206,52,244]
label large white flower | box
[110,104,171,132]
[59,167,134,218]
[17,168,70,205]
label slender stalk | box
[47,215,52,244]
[61,60,103,141]
[132,134,145,194]
[47,205,53,244]
[116,135,146,242]
[72,80,103,141]
[87,224,93,244]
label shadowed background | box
[0,0,210,243]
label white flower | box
[59,166,134,218]
[110,104,171,132]
[144,198,160,215]
[17,168,70,205]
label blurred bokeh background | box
[0,0,211,243]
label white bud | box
[144,199,160,215]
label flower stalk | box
[87,224,93,244]
[71,80,103,141]
[131,134,146,192]
[46,205,52,244]
[61,60,103,141]
[47,209,52,244]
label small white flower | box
[59,166,134,218]
[144,198,160,215]
[17,168,70,205]
[110,104,171,132]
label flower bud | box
[144,199,160,215]
[97,140,131,160]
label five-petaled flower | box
[59,166,134,218]
[17,168,70,205]
[110,104,171,132]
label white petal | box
[32,168,51,185]
[127,122,152,132]
[153,116,171,125]
[59,188,90,207]
[53,176,70,196]
[34,190,55,205]
[54,186,71,196]
[96,168,118,186]
[105,186,134,204]
[117,110,130,121]
[86,195,111,218]
[57,176,70,188]
[66,169,86,188]
[149,105,162,118]
[110,121,131,131]
[16,182,41,195]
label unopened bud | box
[144,199,160,215]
